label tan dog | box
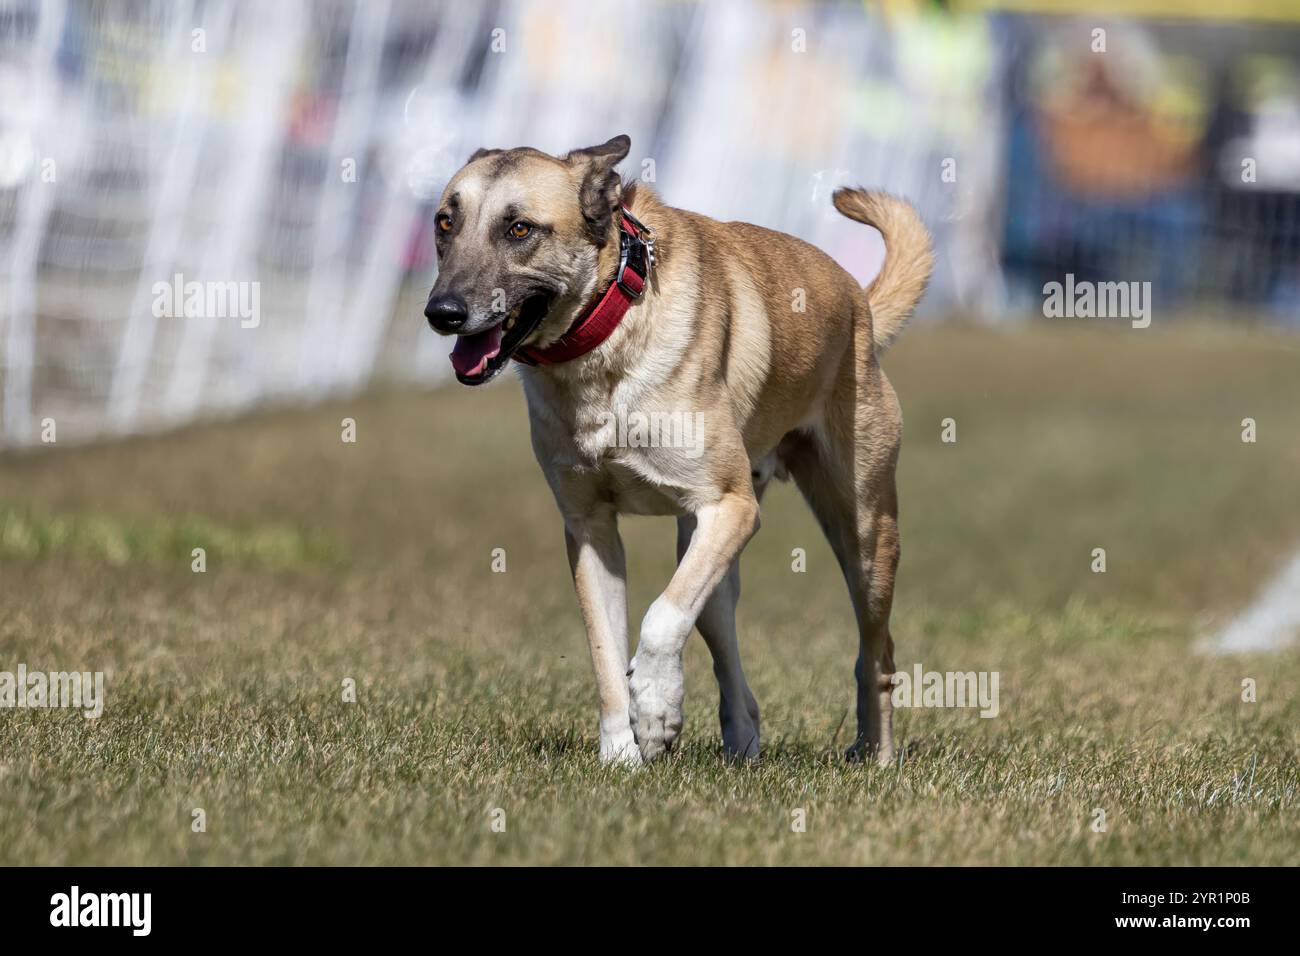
[425,135,932,764]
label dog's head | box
[425,134,632,385]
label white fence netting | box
[0,0,1002,447]
[4,0,1297,448]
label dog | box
[425,135,932,765]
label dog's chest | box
[523,371,707,517]
[569,414,706,517]
[602,459,689,516]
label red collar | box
[513,207,654,367]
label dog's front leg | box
[565,508,640,764]
[629,489,760,760]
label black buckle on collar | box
[615,211,654,298]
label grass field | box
[1,323,1298,865]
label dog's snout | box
[425,294,469,333]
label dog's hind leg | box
[676,515,761,760]
[846,502,899,768]
[779,403,900,767]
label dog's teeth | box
[506,317,516,330]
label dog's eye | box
[436,214,453,233]
[508,221,532,240]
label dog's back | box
[621,186,932,457]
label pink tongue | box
[450,325,505,377]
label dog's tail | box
[831,188,933,352]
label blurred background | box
[2,1,1299,866]
[1,0,1297,448]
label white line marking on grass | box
[1201,548,1300,654]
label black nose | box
[425,294,468,332]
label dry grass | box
[0,323,1297,864]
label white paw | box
[627,651,684,761]
[599,726,642,766]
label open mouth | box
[450,292,553,386]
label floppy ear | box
[467,146,501,163]
[566,134,631,240]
